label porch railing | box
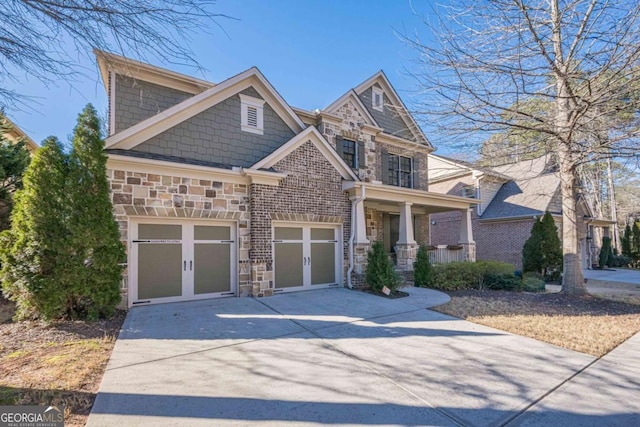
[428,245,464,264]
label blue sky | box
[5,1,446,151]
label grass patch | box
[0,299,124,427]
[434,290,640,357]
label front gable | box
[323,90,378,127]
[252,126,358,181]
[354,71,431,146]
[131,86,296,168]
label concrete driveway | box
[87,288,639,427]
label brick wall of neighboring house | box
[249,140,351,294]
[476,219,536,269]
[108,169,252,301]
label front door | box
[273,224,341,292]
[131,219,236,306]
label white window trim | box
[240,93,265,135]
[372,87,384,112]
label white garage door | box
[130,219,236,306]
[273,224,342,292]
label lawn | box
[0,298,124,427]
[434,290,640,357]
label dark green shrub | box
[522,211,563,278]
[365,240,399,292]
[413,245,432,287]
[599,236,614,268]
[522,277,546,292]
[430,261,516,291]
[609,255,632,268]
[484,273,522,291]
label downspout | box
[347,184,366,289]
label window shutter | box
[357,141,365,169]
[381,149,390,184]
[412,157,420,190]
[336,136,344,158]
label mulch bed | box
[446,289,640,316]
[362,289,409,299]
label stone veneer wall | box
[249,140,351,294]
[108,169,252,303]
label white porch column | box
[459,208,476,262]
[352,197,369,244]
[397,202,416,245]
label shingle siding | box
[358,85,416,141]
[131,87,295,168]
[114,74,193,133]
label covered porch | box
[343,182,478,276]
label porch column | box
[351,196,369,275]
[459,208,476,262]
[354,197,368,244]
[396,202,418,271]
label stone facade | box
[108,168,252,300]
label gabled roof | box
[104,66,306,150]
[428,154,510,183]
[323,89,379,127]
[353,70,431,147]
[480,173,562,220]
[1,115,38,152]
[95,49,214,95]
[251,126,358,181]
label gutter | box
[347,185,366,289]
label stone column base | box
[251,262,273,296]
[395,242,419,271]
[353,242,371,274]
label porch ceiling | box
[343,181,478,214]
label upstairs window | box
[389,154,413,188]
[372,86,384,112]
[336,137,365,169]
[240,94,265,135]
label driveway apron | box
[87,287,636,427]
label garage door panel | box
[275,242,304,288]
[311,242,336,285]
[138,244,182,299]
[194,243,231,294]
[194,225,230,241]
[139,224,182,240]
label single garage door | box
[130,219,236,306]
[273,224,342,292]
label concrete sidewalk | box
[87,287,639,427]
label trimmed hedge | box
[429,261,516,291]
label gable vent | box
[247,106,258,127]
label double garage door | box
[130,219,236,306]
[130,220,342,306]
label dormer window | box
[372,87,384,112]
[240,94,265,135]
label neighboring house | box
[95,51,477,307]
[1,115,38,153]
[429,154,613,270]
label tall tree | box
[0,1,229,108]
[0,137,71,319]
[0,115,31,230]
[68,104,124,318]
[411,0,640,294]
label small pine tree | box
[522,211,563,278]
[633,222,640,267]
[599,236,614,268]
[0,115,31,231]
[67,104,125,319]
[365,241,399,292]
[413,245,433,287]
[1,137,72,319]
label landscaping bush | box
[599,236,614,268]
[430,261,516,291]
[484,273,522,291]
[609,254,632,268]
[365,240,400,292]
[522,277,546,292]
[413,245,432,287]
